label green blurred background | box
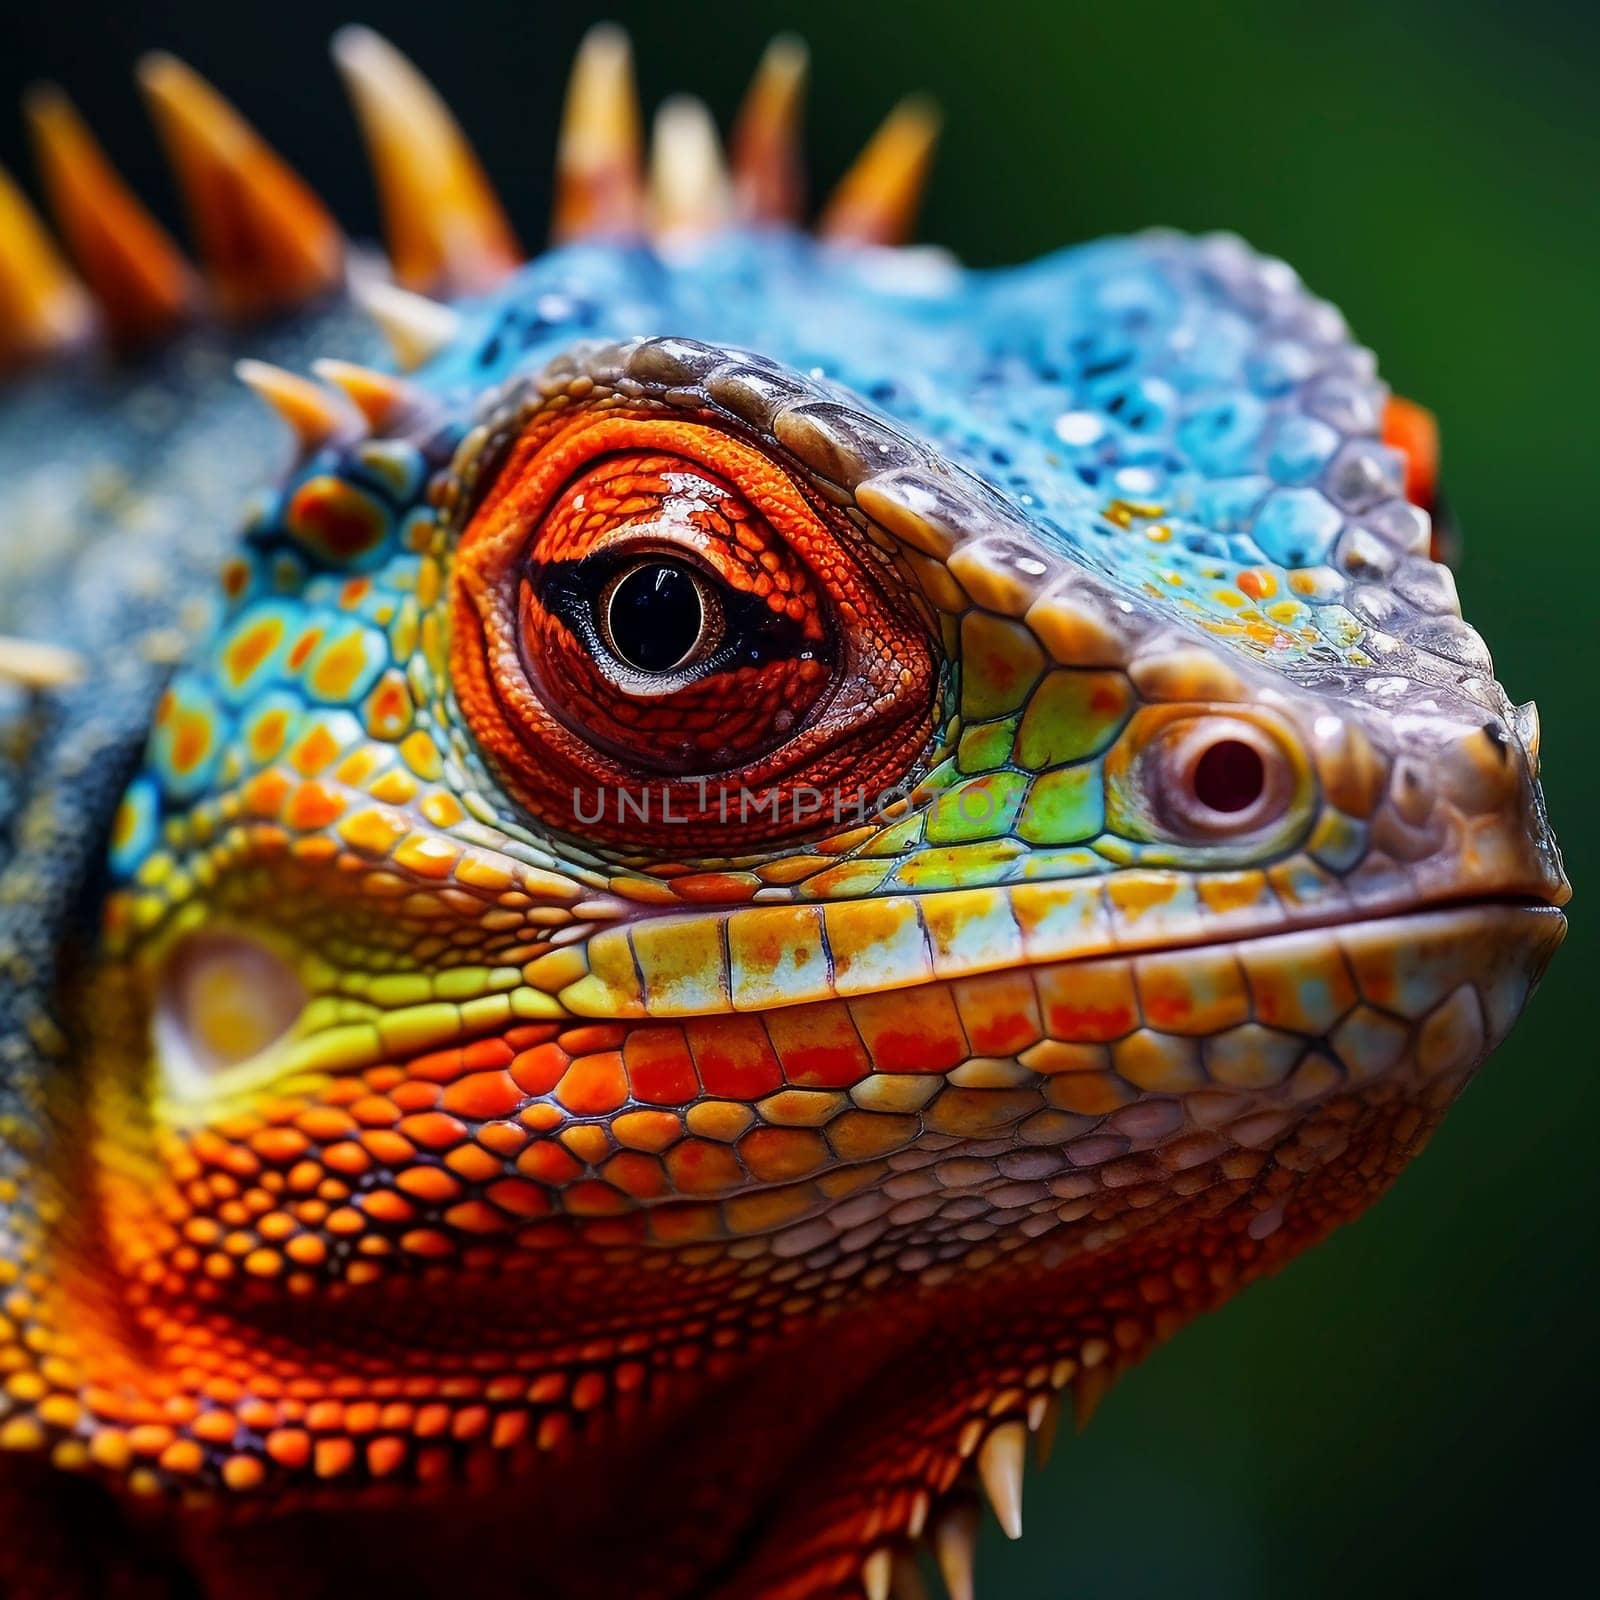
[3,0,1597,1592]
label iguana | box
[0,24,1569,1600]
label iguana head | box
[0,25,1568,1600]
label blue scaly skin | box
[0,27,1568,1600]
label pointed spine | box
[551,24,643,242]
[235,360,363,451]
[311,359,420,432]
[649,96,731,243]
[730,35,808,224]
[0,635,87,690]
[137,52,343,320]
[332,26,520,296]
[24,84,196,347]
[819,97,941,246]
[353,280,462,372]
[0,161,92,369]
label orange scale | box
[362,1065,407,1092]
[442,1201,512,1235]
[359,1129,415,1166]
[484,1178,550,1218]
[407,1046,464,1084]
[559,1124,612,1165]
[848,988,969,1074]
[664,1139,744,1195]
[322,1142,371,1176]
[601,1152,669,1199]
[556,1024,627,1055]
[514,1142,584,1185]
[510,1042,570,1096]
[265,1428,310,1469]
[563,1181,632,1217]
[359,1192,415,1226]
[440,1070,525,1121]
[953,970,1044,1056]
[249,1127,309,1165]
[349,1094,400,1127]
[191,1410,239,1446]
[765,1003,870,1089]
[517,1103,563,1133]
[505,1023,561,1052]
[623,1027,700,1106]
[460,1037,515,1071]
[304,1399,344,1432]
[686,1016,783,1100]
[555,1051,629,1116]
[738,1127,829,1183]
[390,1080,444,1114]
[444,1144,503,1183]
[286,780,345,832]
[477,1120,530,1157]
[295,1107,357,1142]
[394,1167,462,1204]
[611,1109,683,1153]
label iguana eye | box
[452,411,937,845]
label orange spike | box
[551,24,643,243]
[331,26,521,296]
[1382,394,1440,511]
[0,161,93,370]
[24,84,196,348]
[730,35,808,224]
[235,359,362,451]
[818,97,941,246]
[136,52,343,321]
[311,358,419,431]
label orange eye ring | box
[451,405,937,850]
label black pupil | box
[607,563,704,673]
[1192,739,1265,814]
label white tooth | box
[1031,1393,1061,1469]
[933,1501,979,1600]
[906,1489,930,1540]
[1072,1364,1114,1432]
[977,1422,1025,1540]
[862,1548,893,1600]
[891,1551,931,1600]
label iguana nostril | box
[1191,738,1265,813]
[155,931,305,1083]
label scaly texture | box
[0,26,1568,1600]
